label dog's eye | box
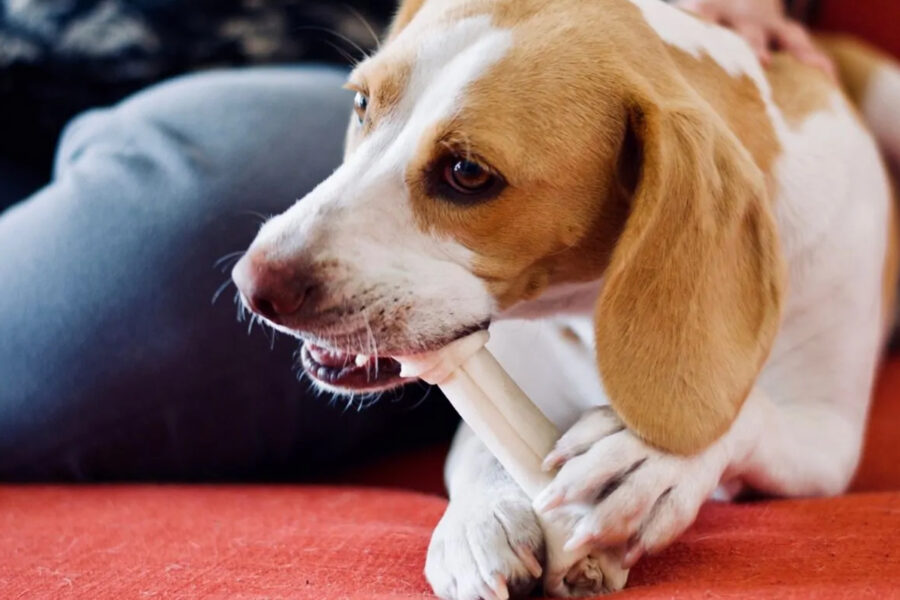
[428,154,505,204]
[353,92,368,124]
[444,159,496,194]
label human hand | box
[677,0,836,79]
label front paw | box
[536,407,723,568]
[426,491,545,600]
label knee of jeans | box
[53,67,350,213]
[53,104,210,198]
[54,108,116,176]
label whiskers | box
[342,3,381,50]
[362,308,380,381]
[211,241,285,348]
[237,210,272,228]
[240,303,279,349]
[214,250,246,271]
[294,351,389,413]
[211,250,244,306]
[289,2,383,68]
[211,278,235,306]
[292,24,373,67]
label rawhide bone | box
[396,331,628,597]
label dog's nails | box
[533,487,563,513]
[492,573,509,600]
[515,545,544,579]
[623,543,644,568]
[541,450,565,472]
[478,577,503,600]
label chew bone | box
[397,331,629,596]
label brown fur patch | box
[594,99,783,455]
[667,48,780,171]
[347,58,412,121]
[765,53,835,126]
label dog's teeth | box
[355,354,370,367]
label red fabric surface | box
[2,487,899,599]
[2,356,899,599]
[851,356,900,492]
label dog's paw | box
[541,541,629,598]
[426,490,545,600]
[536,407,725,568]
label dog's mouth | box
[297,320,491,393]
[300,343,406,392]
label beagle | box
[232,0,900,597]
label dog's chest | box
[487,316,608,431]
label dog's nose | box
[232,253,309,322]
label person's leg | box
[0,66,456,481]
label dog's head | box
[233,0,784,453]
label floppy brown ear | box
[594,97,784,455]
[386,0,427,40]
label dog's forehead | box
[346,13,513,180]
[399,14,512,136]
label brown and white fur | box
[231,0,900,597]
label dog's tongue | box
[307,344,352,368]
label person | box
[0,0,834,480]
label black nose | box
[232,252,310,322]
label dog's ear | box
[594,95,784,455]
[386,0,427,40]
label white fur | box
[428,425,546,600]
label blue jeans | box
[0,66,456,481]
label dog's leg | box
[726,388,865,498]
[426,423,546,600]
[534,385,866,573]
[534,405,733,573]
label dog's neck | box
[500,279,605,320]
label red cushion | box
[3,356,900,598]
[851,356,900,492]
[1,486,899,599]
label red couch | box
[5,4,899,598]
[3,356,900,599]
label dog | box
[232,0,900,597]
